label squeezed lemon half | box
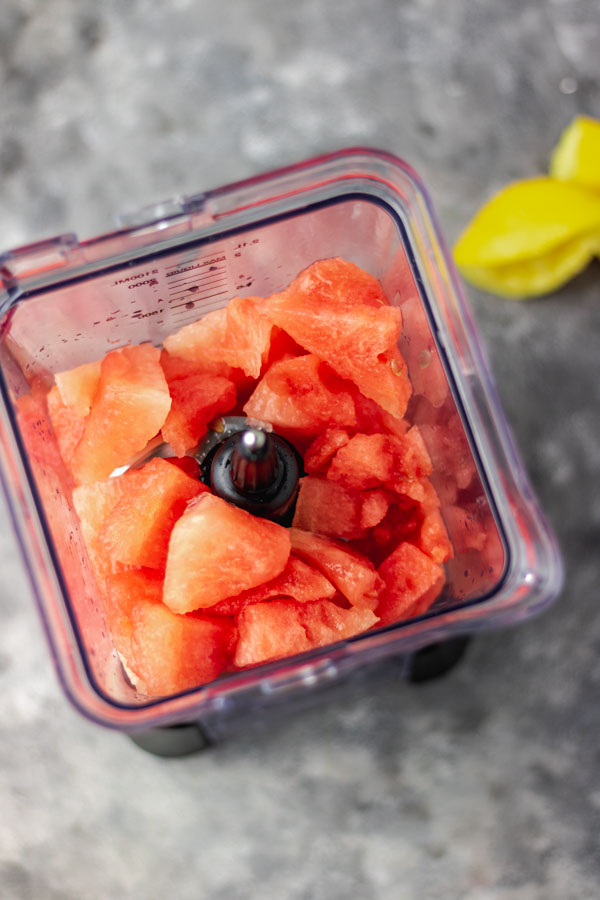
[453,116,600,298]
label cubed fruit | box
[292,476,364,540]
[398,294,448,408]
[290,528,382,610]
[234,598,379,667]
[55,360,101,416]
[377,542,444,625]
[303,429,350,474]
[262,258,411,417]
[163,493,291,613]
[104,569,235,696]
[418,506,454,564]
[327,433,393,491]
[161,373,236,456]
[99,457,206,569]
[326,427,432,498]
[71,344,171,484]
[362,497,425,568]
[360,490,392,529]
[47,385,86,467]
[243,354,356,436]
[73,475,133,581]
[443,505,487,554]
[353,392,408,438]
[210,555,336,615]
[419,416,476,492]
[165,456,201,478]
[16,381,72,494]
[163,296,273,379]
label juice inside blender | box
[0,196,506,706]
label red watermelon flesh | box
[443,505,487,554]
[290,528,382,610]
[209,555,336,616]
[163,493,291,613]
[234,598,379,667]
[72,475,134,581]
[360,490,392,529]
[165,456,201,478]
[262,259,411,417]
[55,360,101,417]
[104,569,235,696]
[418,506,454,564]
[47,385,86,467]
[161,372,236,456]
[292,476,365,540]
[377,542,444,626]
[99,457,206,569]
[399,294,448,409]
[243,354,356,435]
[304,429,350,474]
[419,417,476,492]
[353,392,408,438]
[163,296,273,379]
[327,433,394,491]
[71,344,171,484]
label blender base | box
[405,636,471,683]
[128,721,214,757]
[127,637,472,757]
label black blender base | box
[128,722,214,757]
[127,638,472,757]
[406,636,471,683]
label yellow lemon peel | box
[550,115,600,190]
[453,115,600,298]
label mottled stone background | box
[1,1,599,898]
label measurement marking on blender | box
[168,269,227,287]
[169,279,228,298]
[170,290,228,310]
[167,266,226,288]
[165,253,227,280]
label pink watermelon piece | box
[163,296,273,379]
[163,493,291,613]
[376,542,444,625]
[243,354,356,436]
[234,598,378,667]
[290,528,382,610]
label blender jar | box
[0,149,562,738]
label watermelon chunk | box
[161,372,236,456]
[72,475,132,581]
[243,354,356,436]
[99,457,206,569]
[360,490,392,529]
[377,542,444,625]
[234,598,378,667]
[292,476,365,540]
[290,528,382,610]
[47,385,86,467]
[71,344,171,484]
[55,360,101,416]
[304,429,350,474]
[163,493,291,613]
[399,294,448,408]
[353,392,408,438]
[105,569,235,696]
[262,259,411,417]
[419,416,476,492]
[327,433,394,491]
[418,506,454,564]
[210,555,336,616]
[163,296,273,379]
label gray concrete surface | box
[1,1,599,898]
